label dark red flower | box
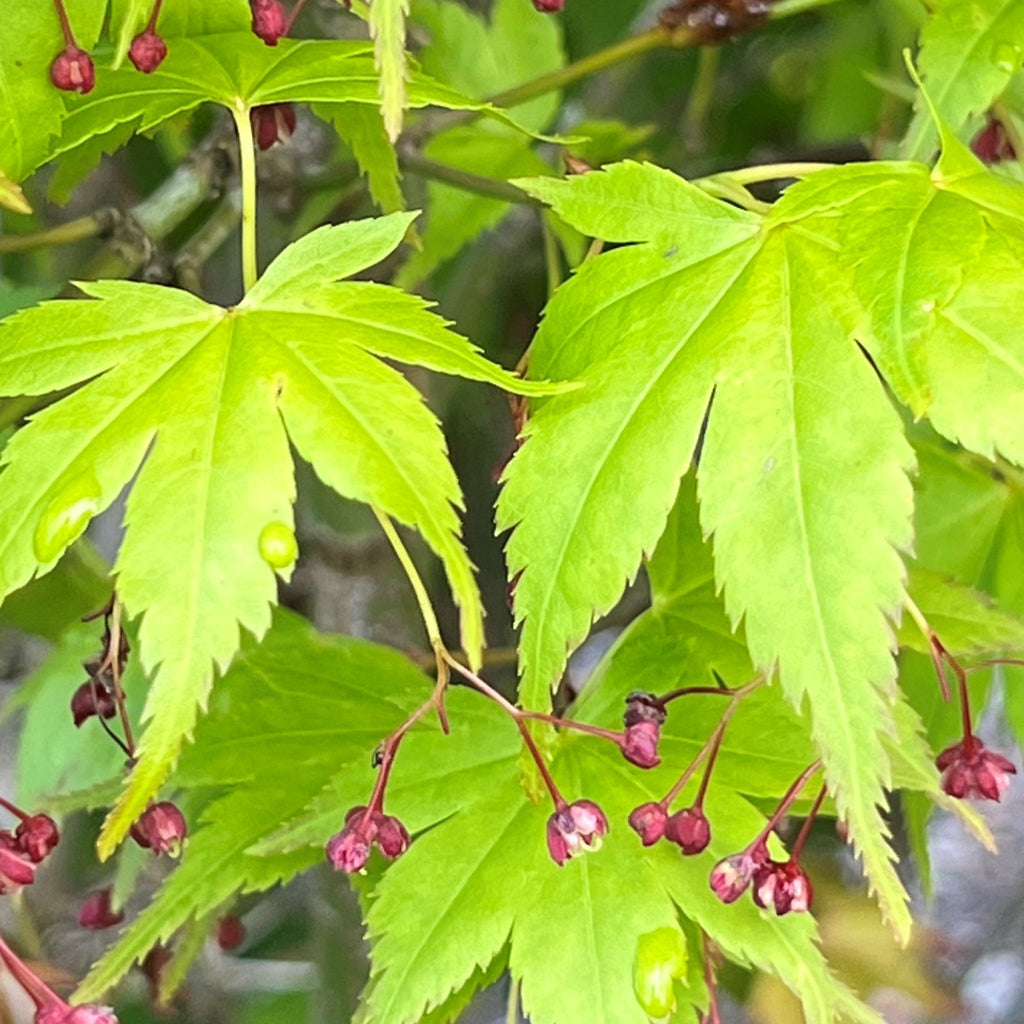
[79,889,124,930]
[936,737,1016,801]
[665,806,711,855]
[251,103,297,150]
[709,843,767,904]
[130,802,187,856]
[752,859,813,915]
[546,799,608,866]
[326,806,412,873]
[250,0,288,44]
[0,841,36,894]
[128,31,168,73]
[972,118,1016,164]
[620,721,661,768]
[376,814,411,859]
[628,802,668,846]
[216,915,246,951]
[50,45,95,94]
[71,679,117,728]
[15,814,59,863]
[531,0,565,10]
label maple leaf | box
[902,0,1024,160]
[0,212,559,858]
[498,160,917,936]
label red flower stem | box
[660,677,763,808]
[442,653,566,807]
[0,796,27,822]
[518,710,622,744]
[361,699,434,824]
[657,685,738,706]
[934,639,973,742]
[692,718,726,811]
[789,783,827,861]
[145,0,165,31]
[52,0,77,45]
[965,657,1024,672]
[284,0,311,34]
[753,760,823,846]
[0,933,63,1010]
[516,720,566,808]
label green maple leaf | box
[903,0,1024,160]
[0,212,559,858]
[776,143,1024,468]
[499,160,917,936]
[30,31,536,196]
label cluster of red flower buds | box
[0,796,59,895]
[49,0,167,97]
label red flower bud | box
[0,841,36,894]
[130,802,187,856]
[79,889,124,931]
[623,691,667,729]
[250,0,288,44]
[128,31,168,73]
[664,806,711,855]
[531,0,565,11]
[375,814,410,859]
[326,826,373,873]
[71,680,117,728]
[216,915,246,951]
[15,814,60,863]
[251,103,297,151]
[50,45,95,94]
[972,118,1015,165]
[628,802,668,846]
[752,859,813,916]
[709,843,767,904]
[620,721,661,768]
[546,799,608,866]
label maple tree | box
[1,0,1024,1022]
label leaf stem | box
[230,103,259,293]
[696,162,834,187]
[372,506,450,724]
[490,28,682,111]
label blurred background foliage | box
[2,0,1024,1020]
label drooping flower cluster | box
[0,798,59,895]
[937,737,1017,801]
[327,805,410,873]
